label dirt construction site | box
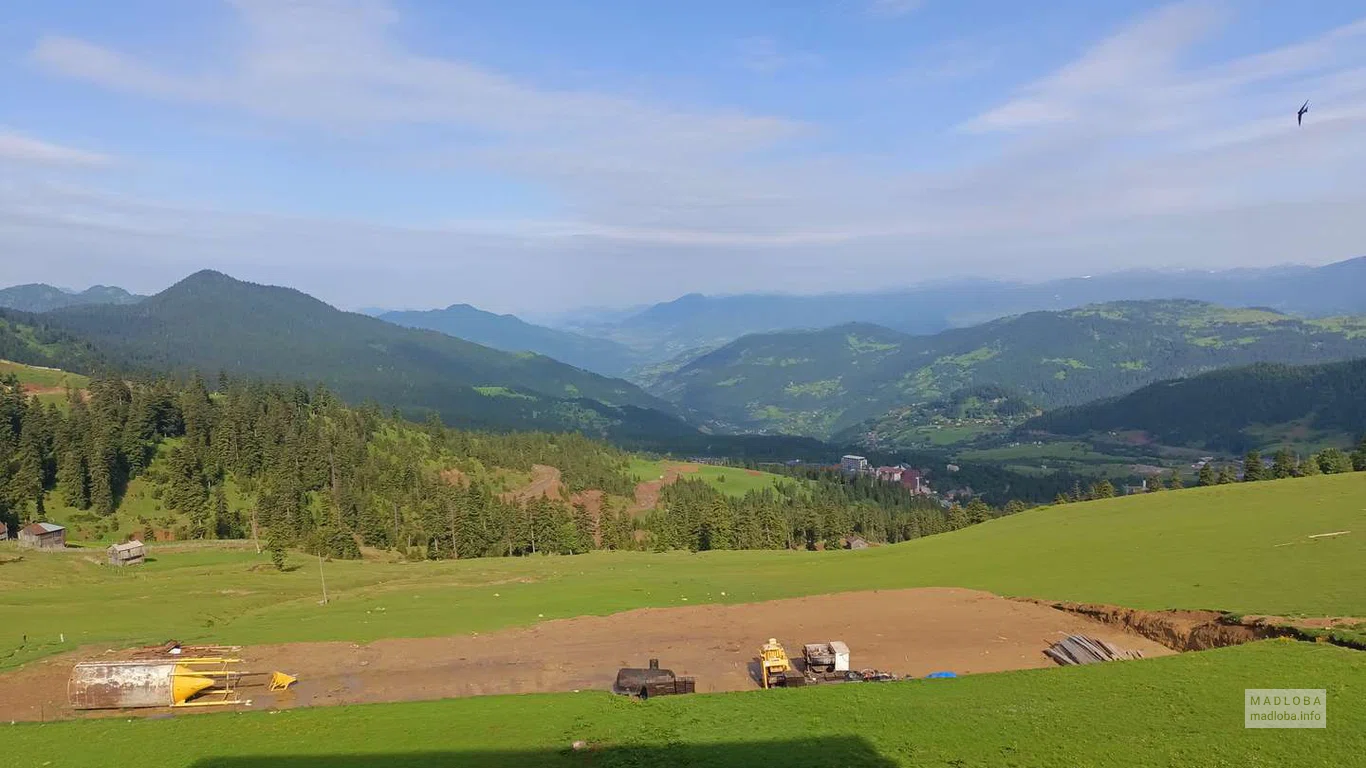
[0,587,1186,722]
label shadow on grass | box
[190,736,896,767]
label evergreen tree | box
[1216,465,1237,484]
[1271,448,1295,479]
[1003,499,1028,515]
[1197,463,1216,486]
[965,498,993,524]
[1242,451,1265,482]
[1091,479,1116,499]
[1165,471,1184,490]
[1353,437,1366,472]
[1052,493,1069,505]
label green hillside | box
[649,300,1366,444]
[1028,358,1366,453]
[39,271,687,438]
[0,310,107,375]
[382,303,645,377]
[8,642,1362,768]
[5,472,1363,670]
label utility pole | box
[317,549,329,605]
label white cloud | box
[0,129,114,168]
[8,0,1366,311]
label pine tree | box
[1353,437,1366,472]
[1092,479,1116,499]
[965,498,992,524]
[1242,451,1265,482]
[267,530,288,571]
[1166,471,1183,490]
[1197,463,1216,486]
[1052,493,1070,506]
[1272,448,1295,479]
[1217,465,1237,484]
[1003,499,1028,515]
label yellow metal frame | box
[170,658,245,708]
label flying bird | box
[1298,100,1309,126]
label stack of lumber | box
[1044,635,1144,666]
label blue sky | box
[1,0,1364,313]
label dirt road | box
[629,462,699,514]
[0,588,1173,721]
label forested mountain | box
[381,303,644,377]
[648,300,1366,444]
[0,310,107,374]
[36,271,685,438]
[567,257,1366,356]
[1027,359,1366,453]
[0,283,142,313]
[0,372,988,557]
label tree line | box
[1051,443,1366,504]
[1,373,1019,559]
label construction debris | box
[1044,635,1144,666]
[68,656,298,710]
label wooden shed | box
[18,522,66,550]
[108,540,147,566]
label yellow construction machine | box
[759,638,799,688]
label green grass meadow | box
[5,472,1364,672]
[6,642,1363,767]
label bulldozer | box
[759,638,803,688]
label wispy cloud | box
[9,0,1366,311]
[867,0,925,18]
[735,36,818,75]
[0,129,114,168]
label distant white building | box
[840,455,869,474]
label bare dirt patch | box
[500,465,564,504]
[0,588,1173,722]
[1034,600,1300,651]
[439,467,468,487]
[630,462,699,515]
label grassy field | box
[0,358,90,405]
[4,472,1364,671]
[629,459,795,497]
[6,641,1363,767]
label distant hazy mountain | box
[381,303,644,377]
[40,271,686,438]
[647,299,1366,443]
[0,283,143,313]
[571,257,1366,358]
[1027,359,1366,453]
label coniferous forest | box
[0,373,993,559]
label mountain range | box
[0,283,143,313]
[381,304,644,377]
[560,257,1366,357]
[30,271,692,438]
[644,300,1366,445]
